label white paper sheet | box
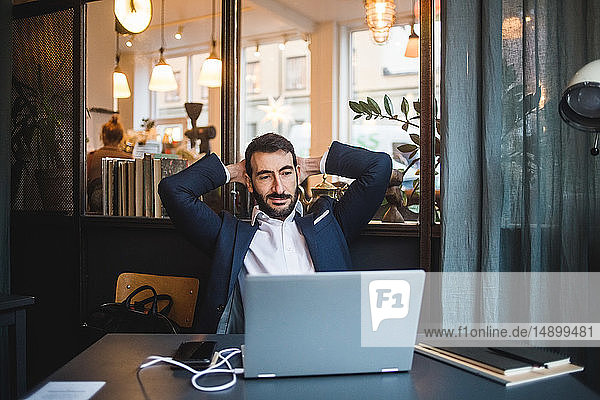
[25,381,106,400]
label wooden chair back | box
[115,272,199,328]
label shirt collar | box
[251,200,304,226]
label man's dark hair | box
[245,133,297,177]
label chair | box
[115,272,199,328]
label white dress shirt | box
[220,151,329,298]
[244,200,315,275]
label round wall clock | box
[114,0,152,34]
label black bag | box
[84,285,179,335]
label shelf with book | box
[100,154,188,218]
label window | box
[349,26,419,167]
[347,26,420,215]
[346,23,442,222]
[246,61,261,94]
[285,56,307,90]
[240,40,311,157]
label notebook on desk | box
[242,270,426,378]
[415,343,583,386]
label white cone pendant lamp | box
[404,0,419,58]
[404,25,419,58]
[149,52,178,91]
[113,33,131,98]
[149,0,178,92]
[198,43,222,88]
[198,0,222,88]
[113,66,131,98]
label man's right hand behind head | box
[226,160,249,186]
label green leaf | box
[409,149,418,159]
[349,101,362,114]
[367,97,381,114]
[410,134,420,145]
[397,144,417,153]
[401,98,409,116]
[359,101,372,114]
[353,114,362,120]
[408,204,419,213]
[413,101,421,114]
[366,115,372,120]
[384,94,394,116]
[402,122,409,131]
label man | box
[159,133,391,333]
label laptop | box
[242,270,426,378]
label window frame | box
[221,0,439,265]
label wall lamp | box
[559,59,600,155]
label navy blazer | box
[158,141,391,332]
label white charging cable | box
[139,347,244,392]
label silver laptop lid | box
[243,270,426,378]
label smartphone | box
[172,341,217,368]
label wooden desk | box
[26,333,598,399]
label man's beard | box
[252,186,299,220]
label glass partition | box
[85,0,221,216]
[84,0,440,228]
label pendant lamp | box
[404,0,419,58]
[114,0,152,34]
[198,0,222,88]
[113,32,131,98]
[149,0,178,92]
[364,0,396,45]
[404,26,419,58]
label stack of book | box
[101,154,188,217]
[415,343,583,386]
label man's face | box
[246,150,300,220]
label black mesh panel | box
[11,9,74,213]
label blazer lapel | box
[229,222,258,295]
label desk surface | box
[31,334,599,400]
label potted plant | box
[11,64,72,211]
[140,117,157,143]
[349,95,441,221]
